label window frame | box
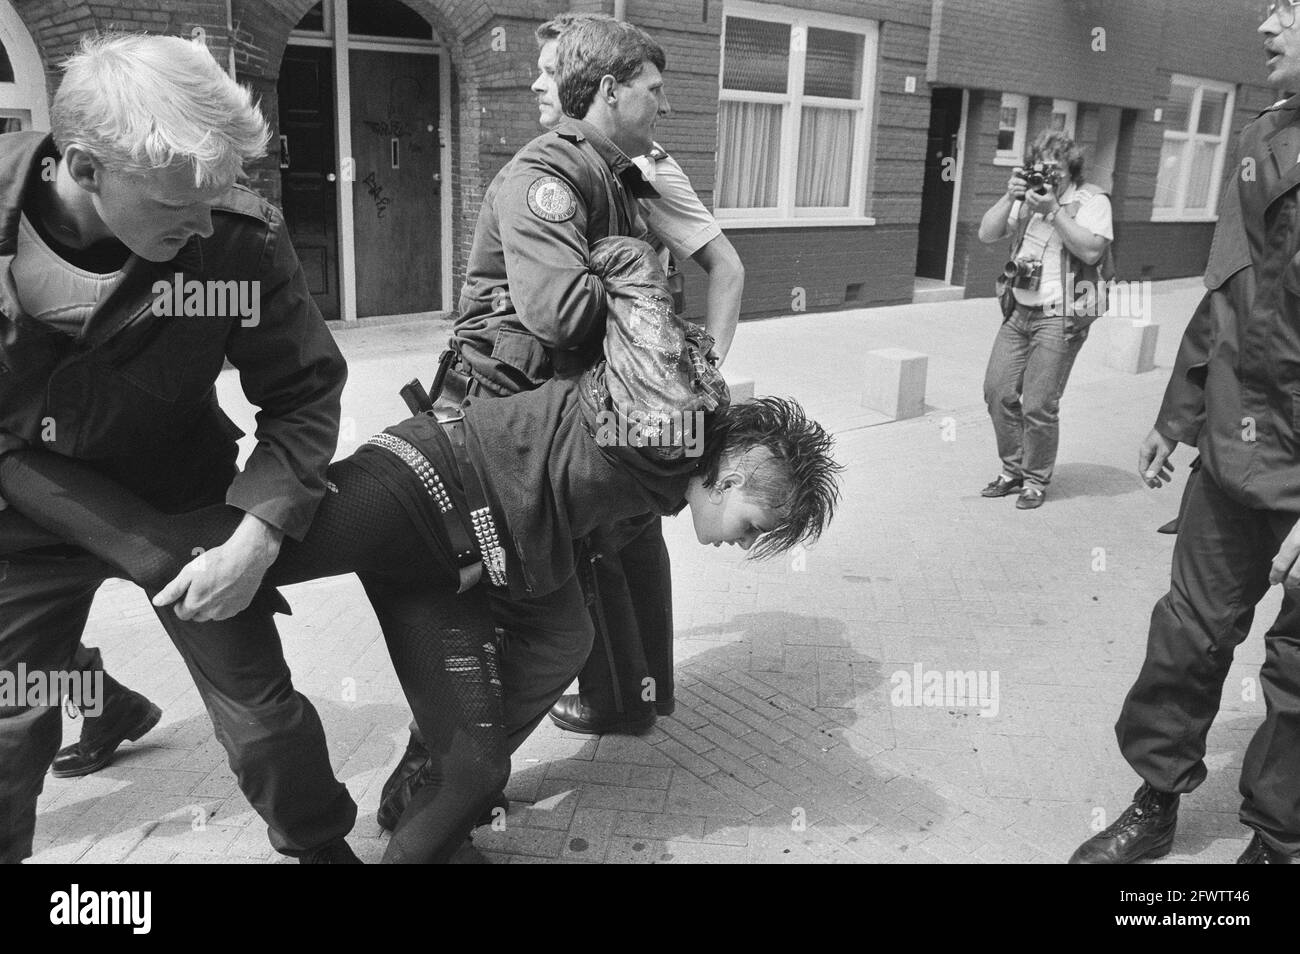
[1151,74,1236,223]
[0,3,49,130]
[714,1,878,228]
[1051,98,1078,139]
[993,93,1029,167]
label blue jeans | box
[982,303,1086,488]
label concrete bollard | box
[862,347,928,420]
[723,370,755,402]
[1107,319,1159,374]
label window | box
[293,1,433,40]
[1153,75,1235,221]
[0,6,48,131]
[1051,99,1077,139]
[994,93,1028,166]
[715,3,877,224]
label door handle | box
[326,172,337,182]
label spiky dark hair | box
[698,397,842,560]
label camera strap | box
[1007,201,1031,260]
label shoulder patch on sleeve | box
[527,176,577,222]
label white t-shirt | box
[632,147,721,262]
[1010,185,1113,309]
[10,213,128,336]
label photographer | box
[977,130,1113,509]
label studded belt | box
[437,413,509,590]
[364,425,507,591]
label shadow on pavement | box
[469,609,969,863]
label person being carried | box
[376,12,724,829]
[0,235,841,864]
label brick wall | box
[929,0,1164,108]
[9,0,1283,319]
[941,0,1278,292]
[14,0,233,102]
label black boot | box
[547,693,655,736]
[377,737,510,832]
[376,733,430,832]
[1068,782,1179,864]
[51,673,162,779]
[1237,832,1295,864]
[299,838,362,864]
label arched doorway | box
[0,0,51,131]
[279,0,449,321]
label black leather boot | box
[1237,832,1295,864]
[376,734,512,832]
[1068,782,1179,864]
[300,838,362,864]
[376,733,430,832]
[51,674,162,779]
[548,693,655,736]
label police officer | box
[375,15,678,828]
[529,14,743,737]
[0,34,357,863]
[1070,2,1300,865]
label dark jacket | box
[0,132,346,544]
[451,119,656,396]
[1157,94,1300,512]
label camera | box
[1022,159,1063,194]
[1001,256,1043,292]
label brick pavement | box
[28,281,1273,863]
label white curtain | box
[1153,140,1183,210]
[717,101,782,208]
[796,107,854,208]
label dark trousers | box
[577,515,674,718]
[491,578,595,752]
[1116,468,1300,855]
[405,574,595,754]
[0,547,356,863]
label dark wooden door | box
[278,46,340,321]
[349,50,441,317]
[915,88,964,281]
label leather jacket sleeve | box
[222,207,347,540]
[1155,287,1213,446]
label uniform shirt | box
[452,118,658,396]
[633,144,721,263]
[1157,94,1300,512]
[1010,185,1114,308]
